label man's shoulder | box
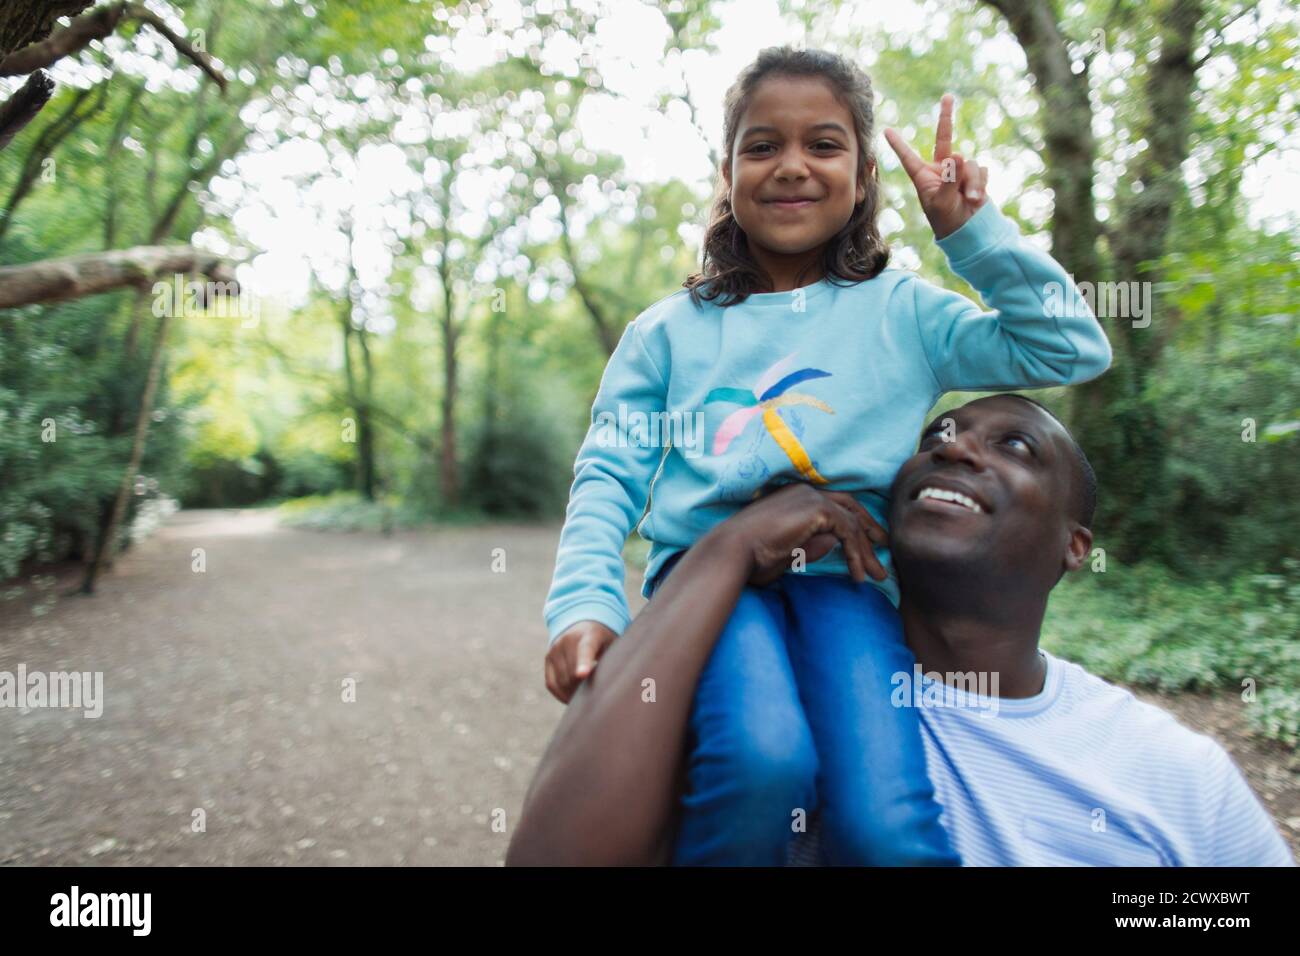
[1049,652,1229,772]
[1057,658,1296,866]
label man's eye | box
[1003,434,1031,452]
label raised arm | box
[908,201,1112,391]
[886,93,1112,391]
[508,485,882,866]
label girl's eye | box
[747,141,840,155]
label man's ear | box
[1062,524,1092,575]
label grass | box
[274,491,544,532]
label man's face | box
[889,396,1085,588]
[724,75,867,270]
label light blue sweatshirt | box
[544,200,1113,645]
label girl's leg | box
[664,583,819,866]
[781,574,960,866]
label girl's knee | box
[822,800,958,866]
[730,725,818,802]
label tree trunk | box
[337,224,376,502]
[355,315,378,501]
[439,279,460,509]
[81,310,171,593]
[555,177,619,355]
[983,0,1207,563]
[1071,0,1206,561]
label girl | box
[542,46,1110,865]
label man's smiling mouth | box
[914,486,985,514]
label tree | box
[976,0,1268,560]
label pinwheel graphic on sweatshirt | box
[706,352,835,484]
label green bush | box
[1145,314,1300,572]
[460,344,580,520]
[1043,559,1300,746]
[276,492,416,532]
[0,293,185,579]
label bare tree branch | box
[0,69,55,150]
[0,244,236,310]
[0,1,227,91]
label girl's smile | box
[766,198,819,211]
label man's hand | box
[545,619,617,704]
[712,483,889,588]
[884,93,988,241]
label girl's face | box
[724,74,869,289]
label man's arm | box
[507,486,881,866]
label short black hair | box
[1000,394,1098,528]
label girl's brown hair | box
[683,46,890,308]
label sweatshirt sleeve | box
[543,318,669,646]
[910,200,1113,392]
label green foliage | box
[1145,311,1300,572]
[275,490,489,531]
[276,491,409,532]
[1043,559,1300,746]
[461,342,583,519]
[0,285,185,577]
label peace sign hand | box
[884,93,988,241]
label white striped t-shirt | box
[787,651,1294,866]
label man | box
[507,395,1294,866]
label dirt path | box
[0,510,1295,864]
[0,510,639,865]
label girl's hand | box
[545,619,617,704]
[884,93,988,241]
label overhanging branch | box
[0,2,227,91]
[0,244,237,310]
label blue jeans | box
[651,550,959,866]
